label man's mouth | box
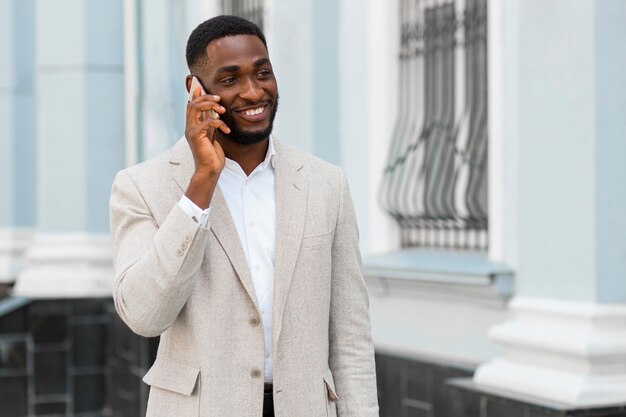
[235,103,269,122]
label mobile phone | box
[189,76,219,119]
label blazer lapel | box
[272,141,308,346]
[169,137,258,310]
[209,189,258,310]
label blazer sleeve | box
[109,170,210,337]
[328,169,379,417]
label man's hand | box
[184,86,230,209]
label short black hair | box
[186,15,267,71]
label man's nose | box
[239,78,263,101]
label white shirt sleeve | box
[178,195,211,229]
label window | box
[222,0,264,29]
[379,0,488,250]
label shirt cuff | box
[178,195,211,229]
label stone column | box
[475,0,626,406]
[14,0,126,297]
[0,0,36,286]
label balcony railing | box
[379,0,488,250]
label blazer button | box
[184,235,192,242]
[175,249,184,257]
[249,317,260,327]
[251,368,262,379]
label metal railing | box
[379,0,488,250]
[222,0,265,30]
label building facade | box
[1,0,626,416]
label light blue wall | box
[13,0,36,227]
[0,0,36,229]
[594,0,626,303]
[338,0,370,252]
[85,71,125,233]
[138,0,189,160]
[272,0,314,153]
[312,0,340,165]
[0,0,15,229]
[516,0,596,301]
[513,0,626,303]
[84,0,125,233]
[273,0,341,164]
[35,0,124,233]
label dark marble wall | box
[375,352,478,417]
[107,303,158,417]
[0,298,157,417]
[2,298,626,417]
[375,352,626,417]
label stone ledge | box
[363,249,514,305]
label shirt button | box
[251,368,262,378]
[249,317,260,327]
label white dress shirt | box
[178,138,276,383]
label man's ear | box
[185,75,193,93]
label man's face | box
[197,34,278,145]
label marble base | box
[474,296,626,407]
[13,233,113,298]
[0,228,34,284]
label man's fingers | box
[186,95,224,124]
[202,118,231,134]
[191,101,226,115]
[187,119,231,139]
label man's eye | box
[257,70,272,79]
[221,77,236,84]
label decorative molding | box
[13,233,113,298]
[474,296,626,406]
[0,228,34,284]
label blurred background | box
[1,0,626,416]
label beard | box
[219,93,279,145]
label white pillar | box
[475,0,626,406]
[14,0,126,298]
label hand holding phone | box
[188,76,219,120]
[184,76,230,209]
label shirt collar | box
[223,135,276,175]
[264,135,276,170]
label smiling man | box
[109,15,378,417]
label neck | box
[216,136,269,176]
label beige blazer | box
[109,138,378,417]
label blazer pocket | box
[143,357,200,417]
[143,356,200,395]
[301,230,333,249]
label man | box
[109,15,378,417]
